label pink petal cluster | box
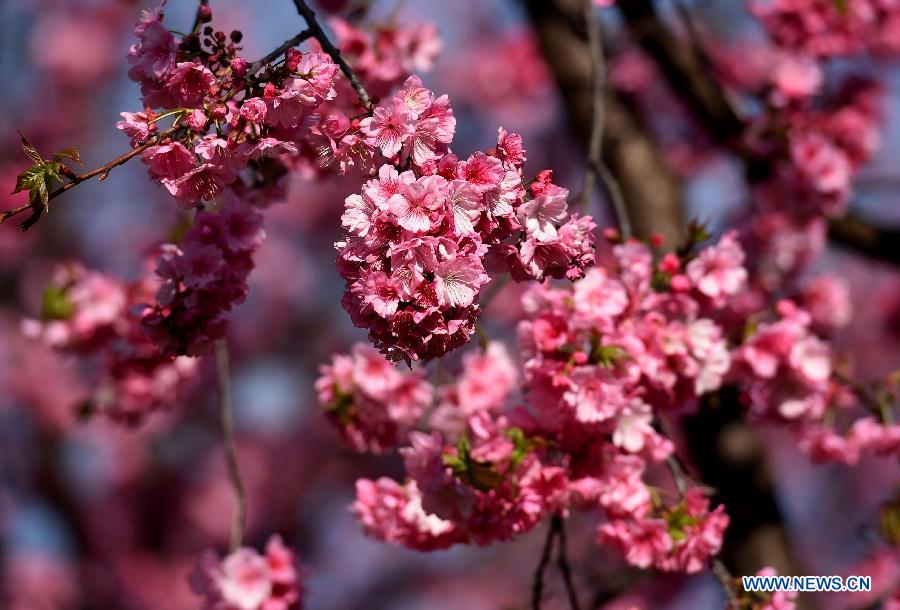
[733,301,898,464]
[520,235,741,420]
[598,488,729,573]
[328,18,442,99]
[337,82,594,362]
[733,300,833,423]
[190,535,304,610]
[752,0,900,57]
[119,4,340,208]
[140,199,265,357]
[21,262,198,424]
[345,335,727,566]
[315,343,433,453]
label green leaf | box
[13,165,46,194]
[325,389,355,426]
[466,461,506,492]
[665,502,701,542]
[591,342,626,368]
[833,0,849,14]
[43,162,64,185]
[53,147,85,166]
[41,284,75,320]
[32,179,49,214]
[18,131,44,164]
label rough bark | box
[522,0,684,245]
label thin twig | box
[555,515,581,610]
[713,559,740,610]
[531,517,559,610]
[291,0,374,111]
[249,29,314,75]
[665,455,689,495]
[1,126,181,228]
[215,339,246,551]
[577,0,631,239]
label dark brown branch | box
[216,339,246,551]
[1,126,181,229]
[531,517,559,609]
[682,391,802,580]
[249,29,315,74]
[523,0,684,245]
[828,212,900,265]
[578,0,630,239]
[292,0,374,111]
[615,0,743,142]
[555,515,581,610]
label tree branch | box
[615,0,743,142]
[292,0,374,111]
[555,514,581,610]
[577,0,630,240]
[828,212,900,265]
[215,339,246,551]
[1,126,181,230]
[531,517,559,609]
[522,0,684,245]
[249,29,315,75]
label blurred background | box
[0,0,898,608]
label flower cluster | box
[22,262,198,424]
[336,78,595,362]
[732,299,833,423]
[315,343,432,453]
[520,234,743,425]
[327,231,736,569]
[351,341,570,550]
[598,487,728,573]
[731,297,898,465]
[140,199,266,357]
[751,81,881,225]
[120,1,340,208]
[328,17,441,99]
[335,227,897,572]
[751,0,900,57]
[190,535,305,610]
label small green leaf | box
[665,502,701,542]
[44,162,64,185]
[18,131,44,164]
[41,284,75,320]
[13,165,46,194]
[880,495,900,547]
[53,147,85,166]
[833,0,849,14]
[325,389,355,426]
[33,179,50,213]
[466,461,506,492]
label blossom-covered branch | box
[292,0,374,111]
